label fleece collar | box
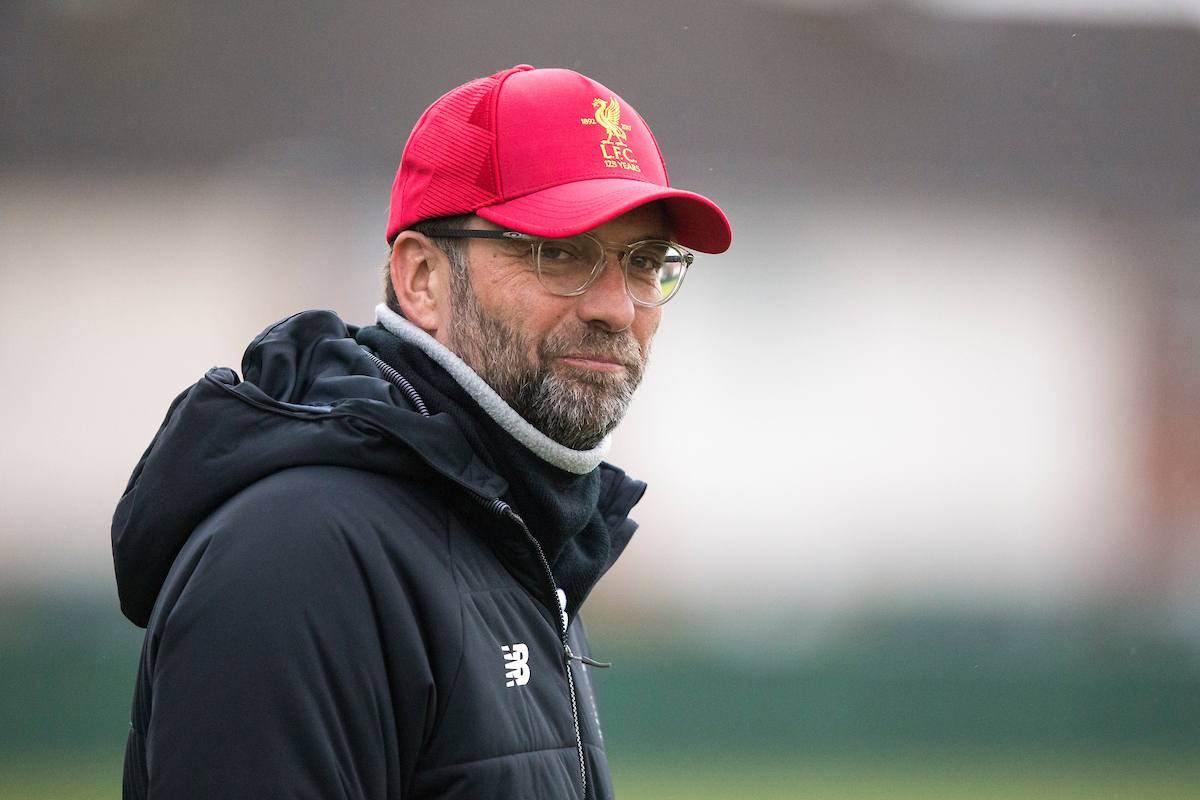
[375,304,611,475]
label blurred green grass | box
[609,754,1200,799]
[0,758,123,800]
[586,612,1200,757]
[4,753,1199,799]
[2,592,1198,798]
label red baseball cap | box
[387,65,731,253]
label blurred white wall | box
[1,168,1181,621]
[604,186,1152,617]
[0,167,385,586]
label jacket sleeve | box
[137,468,442,800]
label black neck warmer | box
[355,323,616,619]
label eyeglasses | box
[429,229,693,307]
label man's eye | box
[540,240,592,264]
[628,253,664,272]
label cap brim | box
[475,178,731,254]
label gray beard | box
[448,273,648,451]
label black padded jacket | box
[111,311,646,799]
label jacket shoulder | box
[198,464,456,585]
[137,464,466,799]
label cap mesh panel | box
[411,77,501,219]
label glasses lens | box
[624,242,690,305]
[536,237,604,295]
[534,236,692,304]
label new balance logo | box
[501,643,530,687]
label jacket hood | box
[113,311,509,627]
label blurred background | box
[2,0,1199,797]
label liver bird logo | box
[592,97,626,145]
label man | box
[112,65,730,799]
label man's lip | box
[558,355,626,372]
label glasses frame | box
[427,228,692,307]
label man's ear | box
[389,232,454,340]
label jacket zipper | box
[479,496,590,799]
[371,354,593,797]
[363,351,430,416]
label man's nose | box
[576,252,636,332]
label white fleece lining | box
[375,304,611,475]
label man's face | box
[446,204,667,450]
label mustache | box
[537,327,645,369]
